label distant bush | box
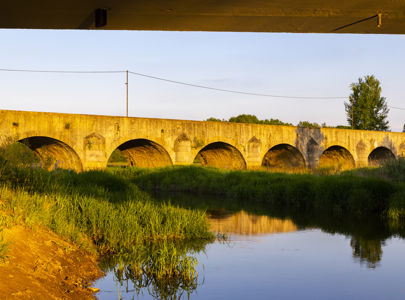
[0,139,39,168]
[206,117,224,122]
[108,149,127,163]
[297,121,321,128]
[336,125,352,129]
[206,114,293,126]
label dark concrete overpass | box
[1,1,405,34]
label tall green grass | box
[0,144,214,284]
[118,165,405,221]
[348,157,405,182]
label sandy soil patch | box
[0,225,103,299]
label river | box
[94,193,405,300]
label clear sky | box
[0,29,404,131]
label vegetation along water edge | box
[121,160,405,222]
[0,147,214,294]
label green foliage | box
[336,125,352,129]
[207,114,293,126]
[386,185,405,222]
[0,140,40,168]
[126,166,404,219]
[206,117,223,122]
[0,140,214,283]
[261,118,293,126]
[297,121,321,128]
[349,157,405,182]
[228,114,260,124]
[0,150,214,257]
[228,114,293,126]
[108,149,127,163]
[345,75,389,131]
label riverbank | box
[0,153,214,297]
[0,166,213,252]
[119,163,405,221]
[0,222,102,299]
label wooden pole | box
[126,70,128,117]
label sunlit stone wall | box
[0,109,404,172]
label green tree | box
[228,114,260,124]
[262,118,293,126]
[297,121,321,128]
[207,114,293,126]
[206,117,223,122]
[345,75,389,131]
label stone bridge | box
[1,110,404,172]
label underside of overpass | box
[2,1,405,34]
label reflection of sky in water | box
[95,229,405,300]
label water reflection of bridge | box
[207,210,297,235]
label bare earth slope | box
[0,225,103,299]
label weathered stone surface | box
[0,110,403,171]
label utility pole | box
[125,70,129,117]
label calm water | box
[94,194,405,300]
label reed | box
[122,165,404,220]
[0,147,214,256]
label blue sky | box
[0,29,404,131]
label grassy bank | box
[115,164,405,221]
[0,141,215,290]
[0,156,214,258]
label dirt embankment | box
[0,225,103,299]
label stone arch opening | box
[19,136,83,172]
[368,147,395,166]
[193,142,246,170]
[111,139,172,168]
[319,146,355,170]
[262,144,305,171]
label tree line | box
[208,75,396,131]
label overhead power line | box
[0,67,404,111]
[389,106,405,111]
[0,68,123,74]
[127,71,346,100]
[0,67,345,100]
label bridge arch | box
[368,147,395,166]
[319,145,355,170]
[18,136,83,172]
[193,142,246,170]
[109,139,173,168]
[262,144,306,171]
